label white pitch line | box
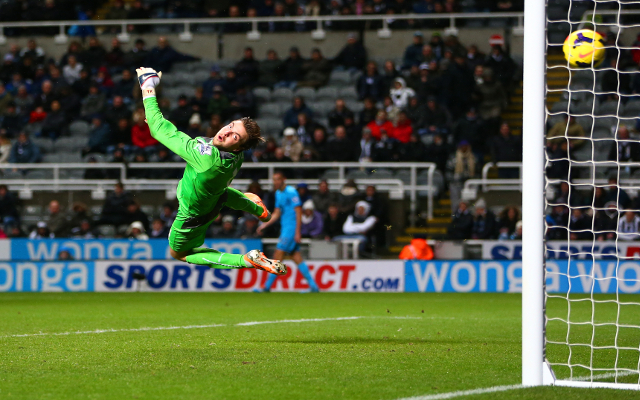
[395,371,639,400]
[1,316,421,339]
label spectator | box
[333,33,367,71]
[105,38,125,70]
[57,86,81,120]
[20,40,45,65]
[323,203,345,239]
[235,47,260,87]
[595,204,617,241]
[83,156,107,180]
[126,221,149,240]
[498,205,520,240]
[38,99,66,140]
[452,140,476,181]
[381,60,400,96]
[82,115,111,155]
[357,61,384,101]
[185,114,203,139]
[372,129,401,162]
[0,102,20,139]
[210,215,238,238]
[282,127,303,162]
[98,182,132,227]
[401,133,428,161]
[145,37,198,73]
[29,106,47,124]
[300,200,324,238]
[13,86,33,118]
[403,31,425,69]
[62,55,83,84]
[328,99,354,129]
[105,96,131,128]
[108,118,133,154]
[466,45,486,71]
[72,69,92,97]
[510,220,523,240]
[338,179,360,214]
[413,63,439,102]
[227,86,256,118]
[605,176,631,210]
[0,184,20,227]
[359,97,378,126]
[618,211,640,241]
[105,0,128,22]
[475,69,507,135]
[235,214,260,239]
[283,96,313,129]
[448,200,473,240]
[366,110,395,141]
[0,82,13,115]
[9,132,41,164]
[298,48,332,88]
[338,200,378,256]
[608,125,640,166]
[80,85,106,119]
[326,126,357,161]
[310,126,329,161]
[0,134,11,163]
[68,202,93,229]
[393,111,413,143]
[202,65,225,98]
[149,218,169,239]
[490,122,522,178]
[453,107,485,158]
[312,180,338,215]
[124,201,150,232]
[131,108,158,153]
[169,95,194,132]
[568,208,593,241]
[83,37,107,72]
[29,221,54,239]
[123,39,149,70]
[390,78,416,110]
[399,235,434,260]
[258,49,283,88]
[190,87,209,117]
[208,86,231,119]
[295,113,316,145]
[70,219,97,239]
[159,202,177,227]
[484,45,516,91]
[471,198,497,239]
[421,97,451,135]
[358,127,375,162]
[276,46,305,89]
[128,151,150,179]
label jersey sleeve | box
[143,97,217,172]
[289,188,302,208]
[275,192,283,210]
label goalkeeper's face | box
[212,120,248,152]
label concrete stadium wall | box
[0,28,522,64]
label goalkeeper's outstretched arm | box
[136,67,208,170]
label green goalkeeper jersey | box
[143,97,243,220]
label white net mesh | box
[545,0,640,385]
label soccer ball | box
[563,29,606,68]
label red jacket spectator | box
[29,106,47,123]
[366,110,395,140]
[131,123,157,148]
[392,112,413,143]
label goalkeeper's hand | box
[136,67,162,99]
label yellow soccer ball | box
[563,29,606,68]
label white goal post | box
[523,0,640,390]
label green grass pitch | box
[1,293,640,399]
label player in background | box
[255,172,320,292]
[136,67,286,275]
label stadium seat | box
[394,170,412,184]
[315,117,329,128]
[256,118,283,136]
[141,205,155,216]
[321,169,340,180]
[84,153,106,163]
[294,87,316,102]
[346,100,364,113]
[192,70,211,84]
[592,128,614,139]
[622,100,640,117]
[58,152,82,163]
[371,168,393,179]
[173,85,196,98]
[328,70,351,87]
[253,87,271,102]
[346,170,369,180]
[42,154,61,163]
[69,120,90,137]
[60,169,85,179]
[575,116,594,132]
[271,87,294,102]
[161,74,181,88]
[97,225,116,237]
[571,99,594,115]
[26,169,54,179]
[310,101,334,118]
[55,137,84,153]
[259,103,282,118]
[594,117,618,131]
[338,87,358,101]
[316,87,339,101]
[32,137,53,153]
[24,205,43,217]
[596,101,621,117]
[1,170,23,179]
[550,100,568,113]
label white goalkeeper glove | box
[136,67,162,99]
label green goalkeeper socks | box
[185,248,250,269]
[225,187,264,215]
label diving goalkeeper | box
[136,67,286,275]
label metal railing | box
[262,238,362,259]
[0,161,438,224]
[0,12,524,45]
[480,162,523,191]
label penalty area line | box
[1,316,422,339]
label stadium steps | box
[546,54,571,111]
[501,81,524,134]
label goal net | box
[535,0,640,390]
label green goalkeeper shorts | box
[168,217,215,253]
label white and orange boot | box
[244,192,271,222]
[243,250,287,275]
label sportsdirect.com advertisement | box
[0,261,404,292]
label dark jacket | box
[448,208,474,240]
[334,42,367,70]
[145,46,198,73]
[472,211,497,239]
[280,56,305,81]
[491,134,522,163]
[9,139,41,163]
[357,73,385,101]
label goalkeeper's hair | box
[240,117,265,151]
